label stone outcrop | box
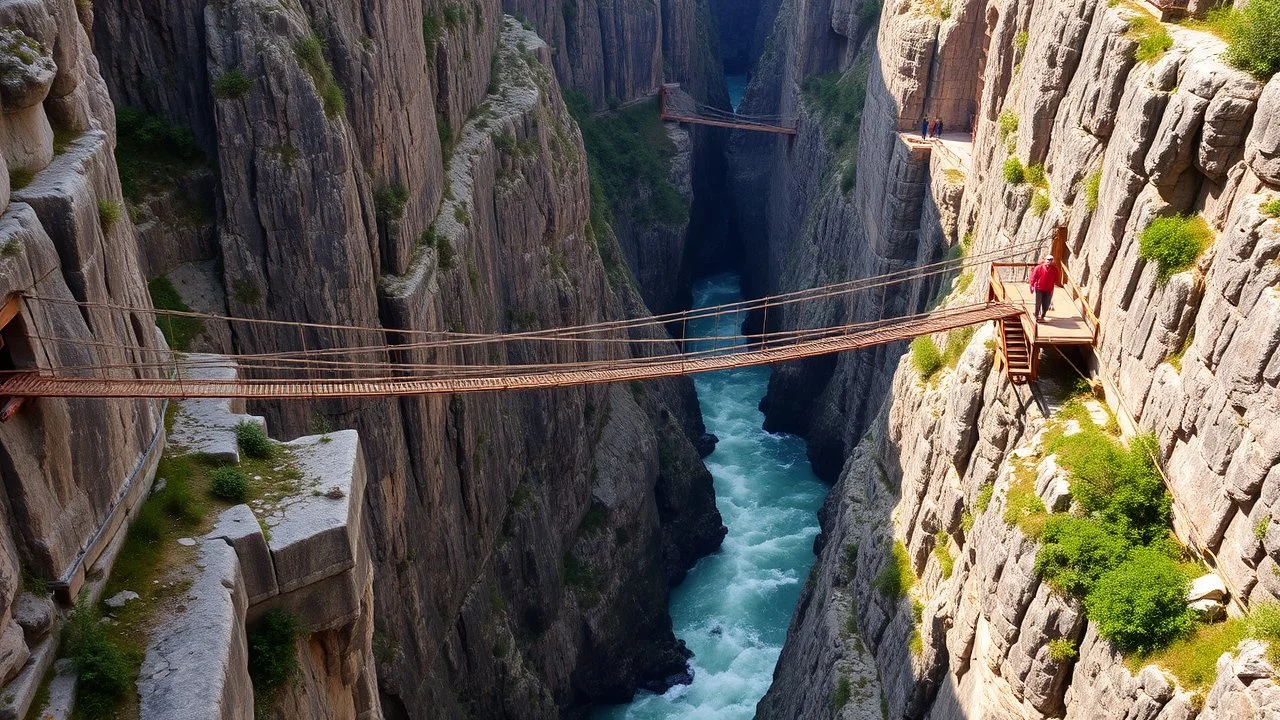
[74,0,728,714]
[742,0,1280,717]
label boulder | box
[1188,598,1226,622]
[11,593,53,642]
[1189,573,1229,603]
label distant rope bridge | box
[0,242,1042,400]
[659,84,798,135]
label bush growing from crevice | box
[1054,432,1170,544]
[1086,546,1192,653]
[248,610,301,711]
[1262,197,1280,218]
[933,531,954,579]
[234,420,274,459]
[1048,638,1078,663]
[802,60,871,193]
[114,106,206,203]
[1025,163,1047,188]
[910,336,944,380]
[374,183,409,222]
[295,34,345,119]
[212,69,253,99]
[1003,157,1026,184]
[831,676,852,710]
[1035,515,1129,595]
[1031,191,1050,217]
[1083,167,1103,211]
[1139,214,1212,281]
[210,466,250,503]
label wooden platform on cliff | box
[988,260,1100,383]
[659,84,797,135]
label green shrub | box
[1139,215,1212,281]
[1219,0,1280,79]
[1031,191,1050,217]
[1014,30,1029,51]
[1135,616,1247,689]
[321,82,345,118]
[97,199,122,228]
[911,336,944,380]
[874,541,915,601]
[210,466,250,503]
[975,483,994,513]
[943,326,974,367]
[1035,515,1130,595]
[248,610,301,707]
[212,69,253,99]
[148,276,205,352]
[64,604,130,717]
[1262,197,1280,218]
[1055,432,1170,544]
[422,12,443,62]
[998,110,1019,140]
[1003,157,1026,185]
[801,61,871,192]
[933,531,955,579]
[234,420,274,459]
[1048,638,1078,663]
[831,676,852,710]
[1085,546,1192,654]
[1084,167,1102,211]
[1026,163,1047,188]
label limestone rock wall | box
[752,0,1280,717]
[0,0,165,708]
[82,0,726,712]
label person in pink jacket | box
[1029,255,1059,323]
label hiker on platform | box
[1029,255,1059,323]
[920,117,929,139]
[930,117,940,138]
[936,117,944,137]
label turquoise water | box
[595,274,827,720]
[726,75,748,112]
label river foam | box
[595,274,827,720]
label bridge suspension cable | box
[0,239,1045,399]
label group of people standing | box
[919,116,945,139]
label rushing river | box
[726,74,748,112]
[595,274,828,720]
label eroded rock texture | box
[746,0,1280,718]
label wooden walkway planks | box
[0,304,1021,399]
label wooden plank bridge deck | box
[0,303,1022,399]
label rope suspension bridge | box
[0,242,1058,401]
[659,84,798,135]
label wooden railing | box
[989,263,1037,346]
[1062,269,1101,343]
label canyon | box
[0,0,1276,719]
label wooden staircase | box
[999,317,1033,383]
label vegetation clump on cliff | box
[874,541,915,601]
[802,58,871,194]
[114,107,206,204]
[910,336,944,381]
[148,276,205,352]
[1205,0,1280,79]
[1030,400,1192,654]
[248,610,303,715]
[564,90,687,230]
[1139,214,1212,281]
[1125,10,1174,63]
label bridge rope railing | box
[1,239,1046,396]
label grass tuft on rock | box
[1083,167,1102,211]
[1213,0,1280,79]
[1127,12,1174,63]
[212,69,253,100]
[235,421,275,459]
[1139,214,1212,281]
[1262,197,1280,218]
[874,541,915,601]
[933,531,955,579]
[1048,638,1078,663]
[64,603,131,717]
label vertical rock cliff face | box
[0,0,165,702]
[748,0,1280,717]
[81,0,724,715]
